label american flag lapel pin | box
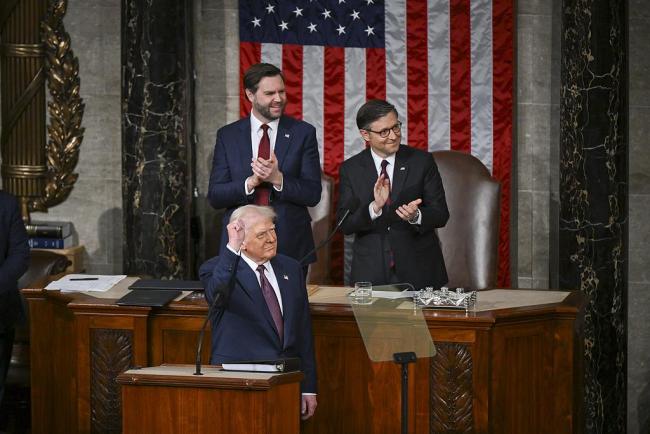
[284,133,290,138]
[283,274,289,280]
[400,166,406,171]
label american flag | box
[238,0,513,286]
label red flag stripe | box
[406,0,429,150]
[282,44,303,120]
[449,0,472,153]
[366,48,386,101]
[492,0,514,287]
[239,42,261,118]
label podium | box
[116,365,304,434]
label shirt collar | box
[250,111,280,134]
[369,148,396,168]
[240,251,272,274]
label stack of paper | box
[45,275,127,293]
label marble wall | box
[26,0,123,274]
[515,0,562,289]
[1,0,648,430]
[628,1,650,433]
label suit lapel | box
[238,117,253,170]
[359,149,379,200]
[274,116,292,169]
[391,146,410,203]
[271,258,292,347]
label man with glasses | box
[199,205,318,420]
[337,99,450,289]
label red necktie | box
[254,124,271,205]
[380,159,392,205]
[257,265,284,344]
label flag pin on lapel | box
[283,274,289,280]
[284,133,290,138]
[400,166,406,171]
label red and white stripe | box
[239,0,513,286]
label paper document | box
[45,274,127,293]
[221,363,281,373]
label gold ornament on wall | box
[30,0,84,212]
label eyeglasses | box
[364,121,402,138]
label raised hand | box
[226,219,246,251]
[371,174,391,214]
[396,198,422,222]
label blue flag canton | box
[239,0,385,48]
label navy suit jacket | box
[0,191,30,330]
[208,115,322,264]
[337,146,449,290]
[199,250,317,393]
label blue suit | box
[199,250,317,393]
[0,191,30,329]
[0,191,30,406]
[208,115,322,264]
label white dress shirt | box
[244,112,283,195]
[368,149,421,224]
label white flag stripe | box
[344,48,367,161]
[384,0,408,146]
[470,0,494,172]
[427,0,451,151]
[261,43,282,69]
[302,45,325,168]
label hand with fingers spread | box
[396,198,422,223]
[371,174,391,214]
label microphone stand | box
[194,254,240,375]
[298,206,354,265]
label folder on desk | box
[128,279,204,291]
[221,358,301,373]
[116,289,182,307]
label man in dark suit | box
[208,63,322,273]
[0,191,30,409]
[199,205,317,420]
[338,99,449,290]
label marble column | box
[559,0,627,433]
[122,0,195,278]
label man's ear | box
[245,89,255,103]
[359,129,370,142]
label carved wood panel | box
[90,329,134,434]
[430,342,473,434]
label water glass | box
[353,281,372,305]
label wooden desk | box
[23,286,584,434]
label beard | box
[254,100,285,121]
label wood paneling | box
[23,288,584,434]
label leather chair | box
[0,250,70,433]
[306,174,334,284]
[433,150,500,290]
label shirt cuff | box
[244,178,255,196]
[302,393,317,396]
[369,202,382,220]
[273,174,284,192]
[226,244,241,256]
[408,209,422,225]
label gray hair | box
[229,205,277,224]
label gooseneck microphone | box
[299,197,360,266]
[194,254,241,375]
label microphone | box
[299,197,360,266]
[194,254,240,375]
